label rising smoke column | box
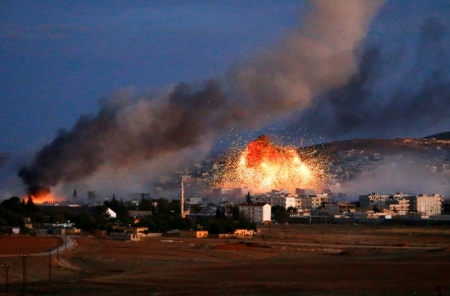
[19,0,385,195]
[287,16,450,140]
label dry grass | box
[0,225,449,295]
[0,235,61,255]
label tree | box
[155,198,171,215]
[104,195,120,213]
[0,218,8,227]
[94,205,110,228]
[2,196,24,213]
[75,212,97,232]
[125,200,138,210]
[1,197,25,226]
[287,206,297,213]
[169,199,181,215]
[232,206,240,220]
[190,204,202,214]
[139,195,153,211]
[25,196,39,213]
[272,205,289,224]
[215,206,225,219]
[209,219,239,234]
[237,213,256,230]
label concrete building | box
[388,198,410,215]
[238,203,271,223]
[322,201,356,215]
[125,227,148,235]
[410,194,443,216]
[359,193,390,207]
[110,232,140,241]
[180,230,208,238]
[53,227,81,235]
[234,229,254,238]
[251,189,298,209]
[186,197,204,205]
[251,195,296,209]
[301,193,329,210]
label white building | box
[238,203,271,223]
[106,208,117,219]
[410,194,443,216]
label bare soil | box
[1,224,450,295]
[0,236,61,255]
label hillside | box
[425,131,450,140]
[305,137,450,160]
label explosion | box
[215,135,326,194]
[25,185,61,203]
[16,1,383,195]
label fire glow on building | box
[214,135,327,194]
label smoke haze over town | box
[1,1,450,199]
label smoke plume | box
[342,154,450,198]
[287,17,450,140]
[19,0,385,195]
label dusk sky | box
[1,0,302,153]
[1,0,449,154]
[1,1,450,197]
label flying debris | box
[214,135,326,194]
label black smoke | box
[18,1,385,194]
[18,80,230,191]
[287,17,450,140]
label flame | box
[26,192,62,204]
[215,135,326,193]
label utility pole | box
[48,250,52,283]
[1,264,13,296]
[56,239,59,266]
[22,255,27,294]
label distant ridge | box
[425,131,450,140]
[301,137,450,162]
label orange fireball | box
[216,135,326,194]
[25,191,61,204]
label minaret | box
[180,177,185,218]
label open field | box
[1,224,450,295]
[0,236,61,255]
